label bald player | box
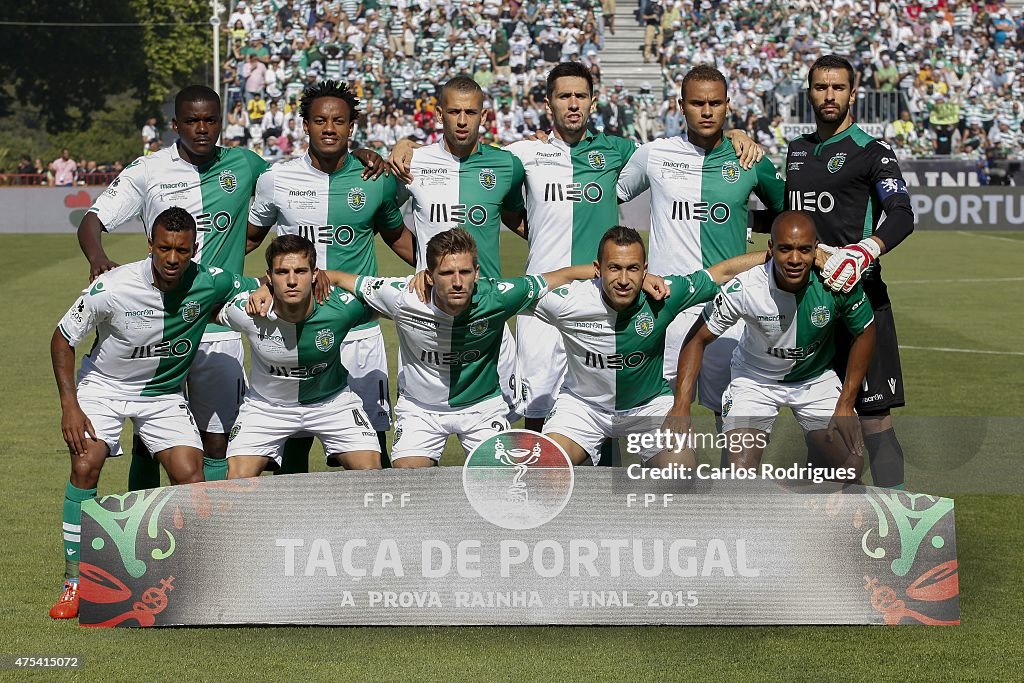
[671,211,876,478]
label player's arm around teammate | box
[223,235,382,478]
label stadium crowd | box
[213,0,1024,165]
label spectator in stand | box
[15,156,34,184]
[261,99,285,141]
[643,0,663,64]
[959,119,989,157]
[886,110,917,143]
[243,53,268,102]
[49,149,77,187]
[141,116,160,154]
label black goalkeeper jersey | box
[785,123,914,307]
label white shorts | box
[544,392,675,464]
[499,323,524,418]
[77,392,203,458]
[721,371,843,435]
[392,394,510,462]
[226,389,380,465]
[663,307,743,413]
[186,338,246,434]
[341,330,391,432]
[516,315,566,419]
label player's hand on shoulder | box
[389,138,420,184]
[821,239,881,293]
[642,273,669,300]
[313,269,332,304]
[523,129,550,143]
[88,257,119,282]
[410,270,430,303]
[724,129,763,170]
[353,147,389,180]
[246,284,273,317]
[814,244,836,271]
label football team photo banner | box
[79,433,959,627]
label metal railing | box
[0,172,119,187]
[766,88,904,124]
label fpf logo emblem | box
[463,431,574,530]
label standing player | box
[77,85,266,486]
[49,208,257,619]
[530,226,766,467]
[785,55,915,488]
[246,80,415,471]
[394,76,528,416]
[391,65,763,434]
[671,212,875,478]
[221,235,382,476]
[617,64,786,424]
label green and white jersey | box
[703,263,875,384]
[532,271,719,411]
[508,133,638,273]
[355,274,547,410]
[248,152,404,340]
[216,288,374,406]
[617,135,785,275]
[57,259,256,400]
[88,144,268,341]
[399,142,526,278]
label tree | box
[0,1,211,132]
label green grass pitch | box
[1,231,1022,680]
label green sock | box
[275,436,313,475]
[128,435,161,491]
[203,456,228,481]
[63,482,97,581]
[597,440,618,467]
[378,431,391,469]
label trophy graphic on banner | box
[494,439,542,506]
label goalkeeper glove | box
[821,238,881,293]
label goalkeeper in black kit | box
[784,55,914,489]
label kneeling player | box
[298,229,617,467]
[221,235,382,477]
[672,212,875,479]
[530,226,767,468]
[49,207,257,619]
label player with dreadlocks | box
[246,79,415,473]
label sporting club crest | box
[181,300,201,323]
[228,424,241,441]
[721,161,741,184]
[634,311,655,337]
[479,169,497,190]
[810,305,831,328]
[827,153,847,174]
[314,328,335,352]
[587,151,606,170]
[469,319,489,336]
[347,187,366,211]
[218,170,238,193]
